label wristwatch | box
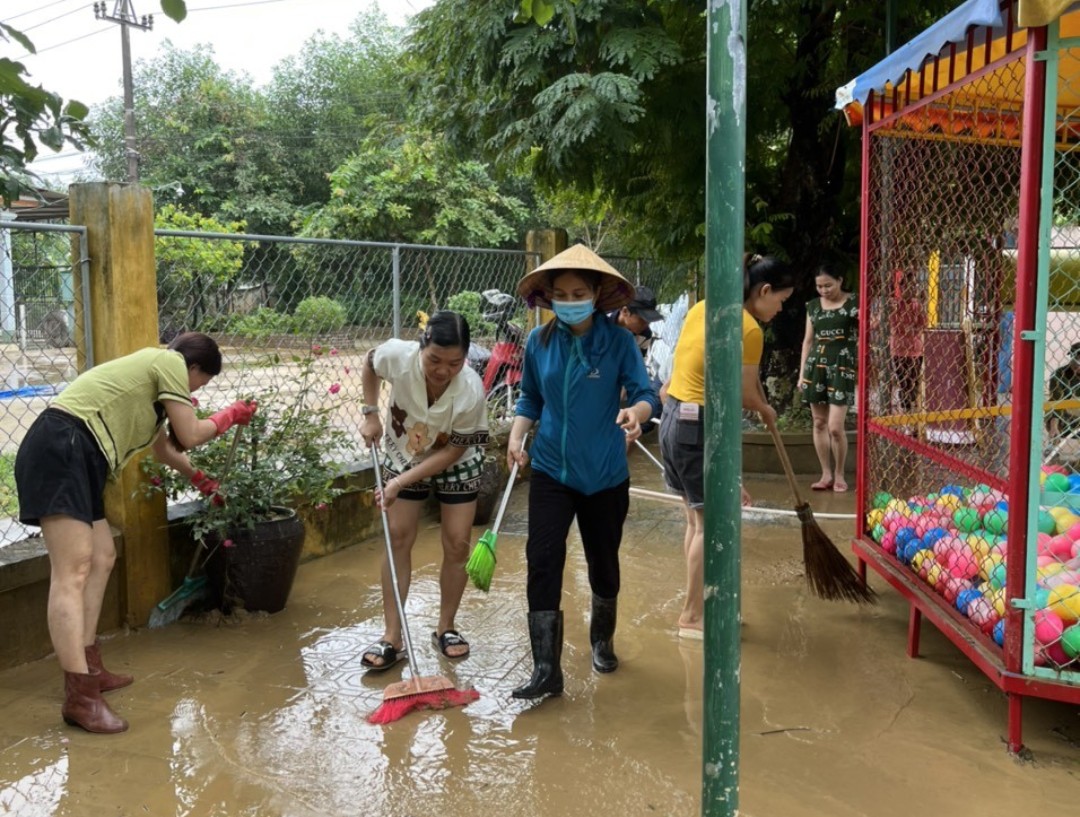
[361,404,380,416]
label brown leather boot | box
[85,640,134,691]
[61,671,129,734]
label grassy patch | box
[0,453,16,519]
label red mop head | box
[367,687,479,725]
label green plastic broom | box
[148,425,243,627]
[466,437,526,592]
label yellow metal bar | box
[874,399,1080,427]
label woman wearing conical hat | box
[507,244,659,701]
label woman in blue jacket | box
[507,244,659,700]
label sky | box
[4,0,433,182]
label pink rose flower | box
[150,476,163,487]
[316,503,328,511]
[223,539,235,549]
[328,383,341,394]
[330,347,339,356]
[312,345,323,355]
[344,366,350,375]
[190,396,199,407]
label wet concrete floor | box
[0,443,1078,816]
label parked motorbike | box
[467,289,525,429]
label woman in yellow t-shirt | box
[660,254,795,638]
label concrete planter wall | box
[742,429,856,476]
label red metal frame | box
[852,20,1079,755]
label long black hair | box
[420,310,471,354]
[168,332,222,375]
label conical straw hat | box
[516,244,635,311]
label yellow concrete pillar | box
[524,229,568,329]
[69,182,167,627]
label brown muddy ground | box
[0,445,1077,817]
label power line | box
[17,25,112,58]
[1,0,79,25]
[21,3,94,34]
[188,0,300,12]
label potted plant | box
[145,346,351,613]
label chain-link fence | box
[154,231,543,467]
[0,221,89,526]
[861,46,1080,684]
[0,224,693,529]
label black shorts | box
[659,398,704,509]
[15,408,109,526]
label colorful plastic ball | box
[947,548,980,581]
[880,530,898,555]
[1046,585,1080,624]
[956,588,983,615]
[1038,510,1057,534]
[901,540,922,565]
[866,508,886,529]
[895,528,917,548]
[935,493,962,512]
[1069,474,1080,490]
[993,619,1005,646]
[1046,472,1072,493]
[1034,610,1065,645]
[1035,587,1051,610]
[871,491,892,510]
[983,509,1007,535]
[921,527,947,546]
[871,524,886,542]
[1037,563,1067,585]
[1056,512,1080,535]
[1067,522,1080,541]
[925,562,945,588]
[1040,642,1072,668]
[989,562,1008,591]
[968,597,998,632]
[1061,625,1080,659]
[979,553,1005,582]
[940,484,964,497]
[909,549,933,577]
[953,507,981,533]
[885,498,909,515]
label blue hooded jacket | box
[516,312,660,495]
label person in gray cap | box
[607,285,663,359]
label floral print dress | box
[802,297,858,407]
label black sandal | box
[431,630,470,660]
[360,640,406,673]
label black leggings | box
[525,470,630,611]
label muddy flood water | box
[0,445,1077,816]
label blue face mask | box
[551,299,595,326]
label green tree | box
[89,42,297,234]
[301,124,529,247]
[1,1,187,201]
[265,7,407,208]
[155,204,247,334]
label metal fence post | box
[392,245,402,339]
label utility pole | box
[93,2,153,183]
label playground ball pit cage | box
[838,0,1080,754]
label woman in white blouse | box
[359,311,489,670]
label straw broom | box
[367,443,479,724]
[765,420,876,604]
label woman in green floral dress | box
[799,266,857,492]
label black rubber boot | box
[511,611,564,699]
[590,595,618,673]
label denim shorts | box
[659,398,704,509]
[15,408,109,526]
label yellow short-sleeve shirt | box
[742,308,763,366]
[667,301,706,404]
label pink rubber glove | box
[190,470,225,507]
[209,400,258,436]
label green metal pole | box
[703,2,745,815]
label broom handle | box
[765,420,807,506]
[491,435,528,535]
[370,443,420,678]
[633,438,666,475]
